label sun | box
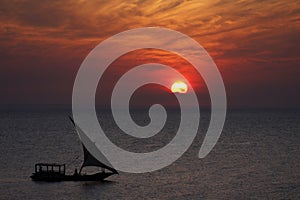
[171,81,188,93]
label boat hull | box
[30,172,115,182]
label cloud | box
[0,0,299,107]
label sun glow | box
[171,81,188,93]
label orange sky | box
[0,0,299,108]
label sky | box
[0,0,299,108]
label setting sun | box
[171,81,188,94]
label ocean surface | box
[0,109,299,199]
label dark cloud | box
[0,0,299,108]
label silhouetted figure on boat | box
[73,169,78,176]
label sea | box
[0,108,299,199]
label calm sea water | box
[0,109,299,199]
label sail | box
[69,116,118,174]
[81,143,118,174]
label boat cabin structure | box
[34,163,66,175]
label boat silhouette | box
[30,117,118,182]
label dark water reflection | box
[0,110,299,199]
